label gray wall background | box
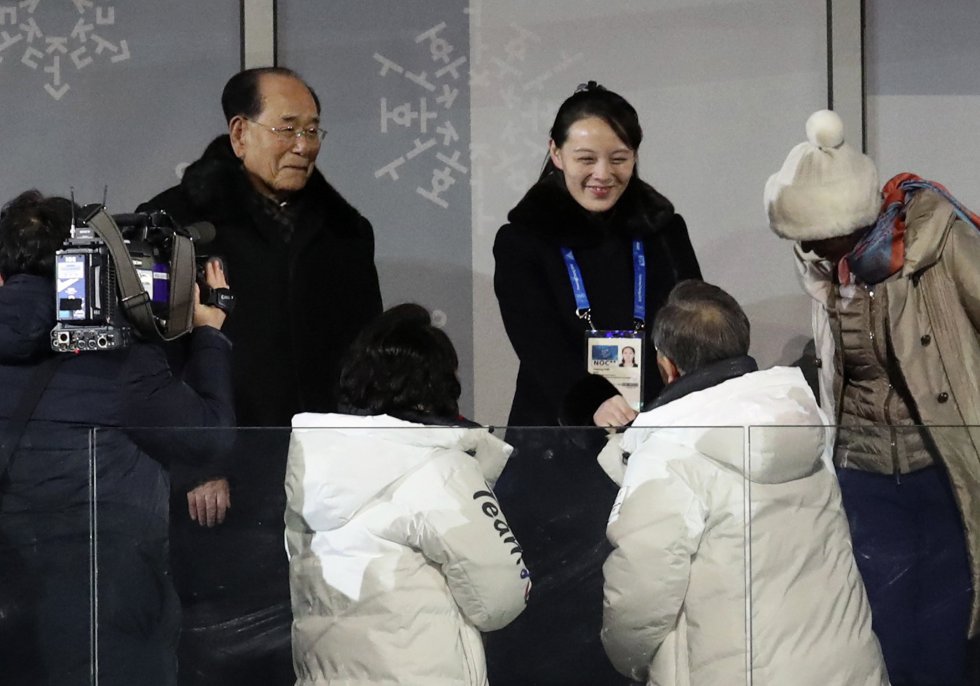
[279,0,475,416]
[471,0,828,423]
[865,0,980,210]
[1,1,972,424]
[0,2,239,209]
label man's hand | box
[593,394,638,428]
[193,259,230,330]
[187,478,231,527]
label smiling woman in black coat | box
[495,173,702,427]
[488,83,702,686]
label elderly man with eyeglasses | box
[138,67,382,686]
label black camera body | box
[51,207,218,352]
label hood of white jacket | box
[289,413,513,531]
[622,367,831,484]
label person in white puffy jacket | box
[600,281,888,686]
[284,304,530,686]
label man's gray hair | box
[652,280,750,375]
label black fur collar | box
[178,135,361,230]
[507,172,677,247]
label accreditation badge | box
[585,331,644,411]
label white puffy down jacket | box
[285,413,530,686]
[601,367,889,686]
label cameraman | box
[0,190,234,686]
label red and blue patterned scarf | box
[842,172,980,285]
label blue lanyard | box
[560,240,646,331]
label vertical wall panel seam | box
[829,0,865,152]
[861,0,868,154]
[239,0,246,71]
[273,1,278,66]
[827,0,834,110]
[242,0,276,69]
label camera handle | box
[198,285,236,315]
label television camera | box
[51,205,232,352]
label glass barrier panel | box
[41,421,980,684]
[53,423,969,683]
[597,423,750,686]
[747,424,980,686]
[0,424,96,685]
[49,422,977,685]
[100,425,295,686]
[83,423,746,685]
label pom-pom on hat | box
[765,110,881,241]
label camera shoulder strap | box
[0,355,65,482]
[165,234,195,338]
[86,209,184,342]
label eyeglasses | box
[245,118,327,143]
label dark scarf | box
[844,173,980,285]
[644,355,759,412]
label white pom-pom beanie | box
[765,110,881,241]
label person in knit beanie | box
[766,109,980,686]
[766,109,880,246]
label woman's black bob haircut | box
[338,303,461,418]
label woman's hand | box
[593,394,638,428]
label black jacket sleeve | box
[657,214,702,286]
[119,326,235,483]
[356,215,384,323]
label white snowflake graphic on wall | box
[0,0,131,101]
[465,0,584,232]
[372,21,468,210]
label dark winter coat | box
[487,173,702,686]
[139,133,383,558]
[139,135,383,430]
[494,172,702,427]
[137,136,382,686]
[0,274,234,525]
[0,274,234,686]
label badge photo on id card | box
[586,331,644,411]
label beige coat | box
[798,189,980,635]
